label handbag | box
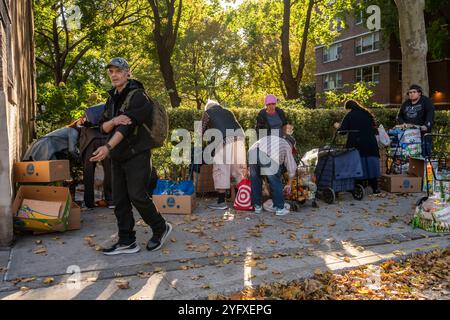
[233,179,254,211]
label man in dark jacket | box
[397,84,435,157]
[78,114,113,210]
[90,57,171,255]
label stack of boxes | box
[12,160,81,234]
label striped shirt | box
[248,135,297,178]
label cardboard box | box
[67,202,81,231]
[409,157,425,177]
[12,186,72,232]
[14,160,70,183]
[193,164,216,193]
[380,174,423,193]
[153,194,196,214]
[380,150,388,175]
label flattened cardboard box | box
[380,174,423,193]
[194,164,215,193]
[153,194,196,214]
[67,202,81,231]
[12,186,72,232]
[14,160,70,183]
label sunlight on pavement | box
[127,272,165,300]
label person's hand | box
[283,185,292,196]
[89,146,109,162]
[112,115,132,126]
[420,125,428,132]
[333,122,340,130]
[77,117,86,126]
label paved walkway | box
[1,191,449,300]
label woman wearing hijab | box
[334,100,381,194]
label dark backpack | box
[120,88,169,149]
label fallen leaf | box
[34,247,47,255]
[116,279,130,289]
[154,267,163,273]
[344,257,351,263]
[35,240,42,245]
[43,277,54,285]
[21,277,36,283]
[201,284,211,289]
[20,287,30,292]
[170,238,177,243]
[268,240,278,245]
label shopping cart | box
[313,130,365,204]
[387,125,422,174]
[285,157,318,211]
[413,134,450,232]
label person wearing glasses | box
[397,84,435,157]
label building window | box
[323,72,343,90]
[323,43,343,63]
[356,66,380,83]
[335,17,344,31]
[355,32,380,55]
[355,11,363,25]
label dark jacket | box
[204,104,244,139]
[339,109,380,158]
[22,127,80,161]
[397,95,435,132]
[255,107,288,136]
[99,79,153,162]
[79,126,107,158]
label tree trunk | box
[295,0,314,84]
[148,0,182,107]
[394,0,429,96]
[154,37,182,107]
[280,0,300,100]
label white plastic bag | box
[377,124,390,147]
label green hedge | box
[166,108,450,155]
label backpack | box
[120,88,169,149]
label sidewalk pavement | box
[0,191,449,300]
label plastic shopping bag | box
[233,179,254,211]
[377,125,391,147]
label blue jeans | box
[250,163,284,210]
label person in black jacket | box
[78,115,113,210]
[334,100,381,194]
[90,57,171,255]
[255,94,288,138]
[397,84,435,157]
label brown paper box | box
[193,164,215,193]
[153,194,196,215]
[67,202,81,231]
[14,160,70,183]
[380,174,423,193]
[408,157,425,178]
[12,186,72,232]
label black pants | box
[112,151,165,244]
[83,139,112,208]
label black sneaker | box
[147,222,173,251]
[102,241,141,256]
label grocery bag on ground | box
[234,179,254,211]
[412,196,450,233]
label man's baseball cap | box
[106,57,129,70]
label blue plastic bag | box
[153,179,194,196]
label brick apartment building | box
[315,10,450,108]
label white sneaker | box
[254,205,262,214]
[275,207,290,216]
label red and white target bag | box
[233,179,254,211]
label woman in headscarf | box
[334,100,381,194]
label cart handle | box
[423,133,450,139]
